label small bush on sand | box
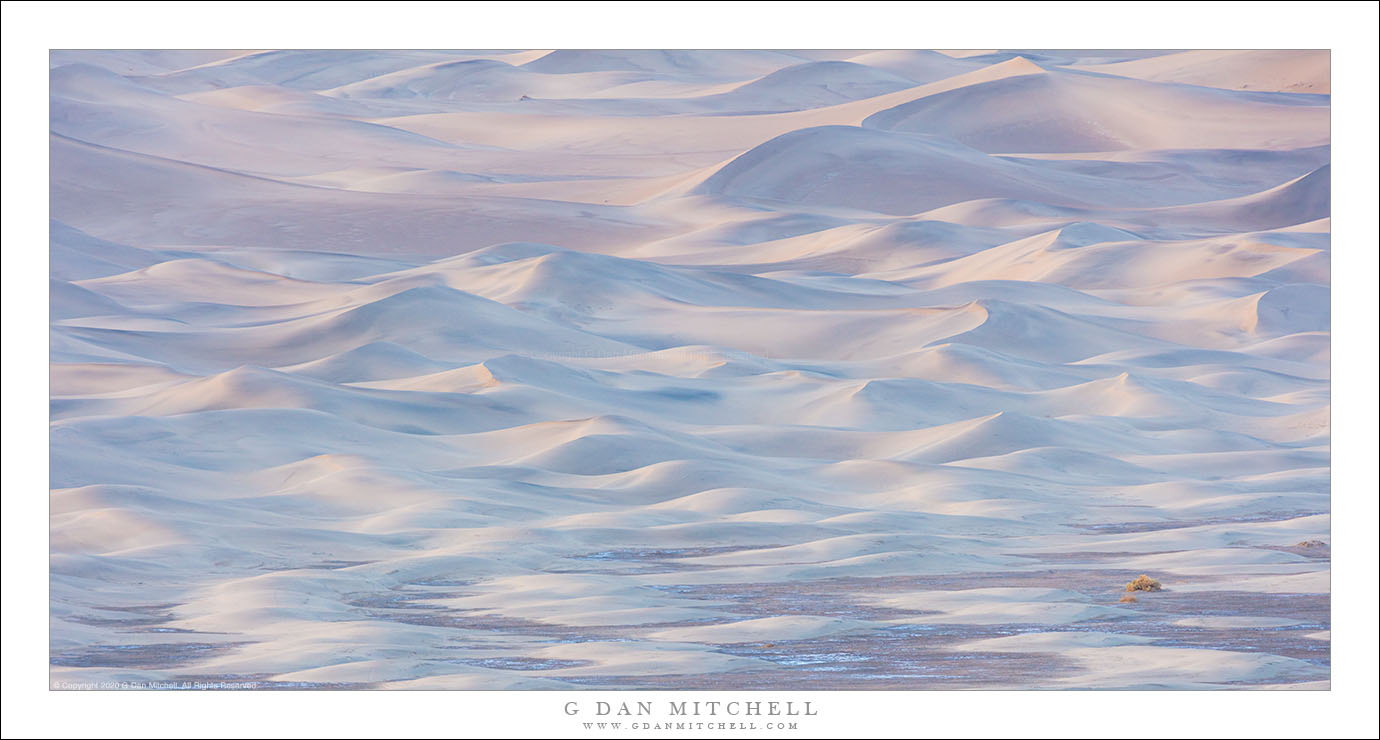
[1125,574,1162,592]
[1119,594,1138,603]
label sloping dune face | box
[50,50,1329,690]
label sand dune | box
[50,50,1328,690]
[861,61,1327,153]
[1074,49,1330,94]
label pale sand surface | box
[50,50,1329,689]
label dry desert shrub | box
[1119,594,1138,603]
[1125,574,1162,592]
